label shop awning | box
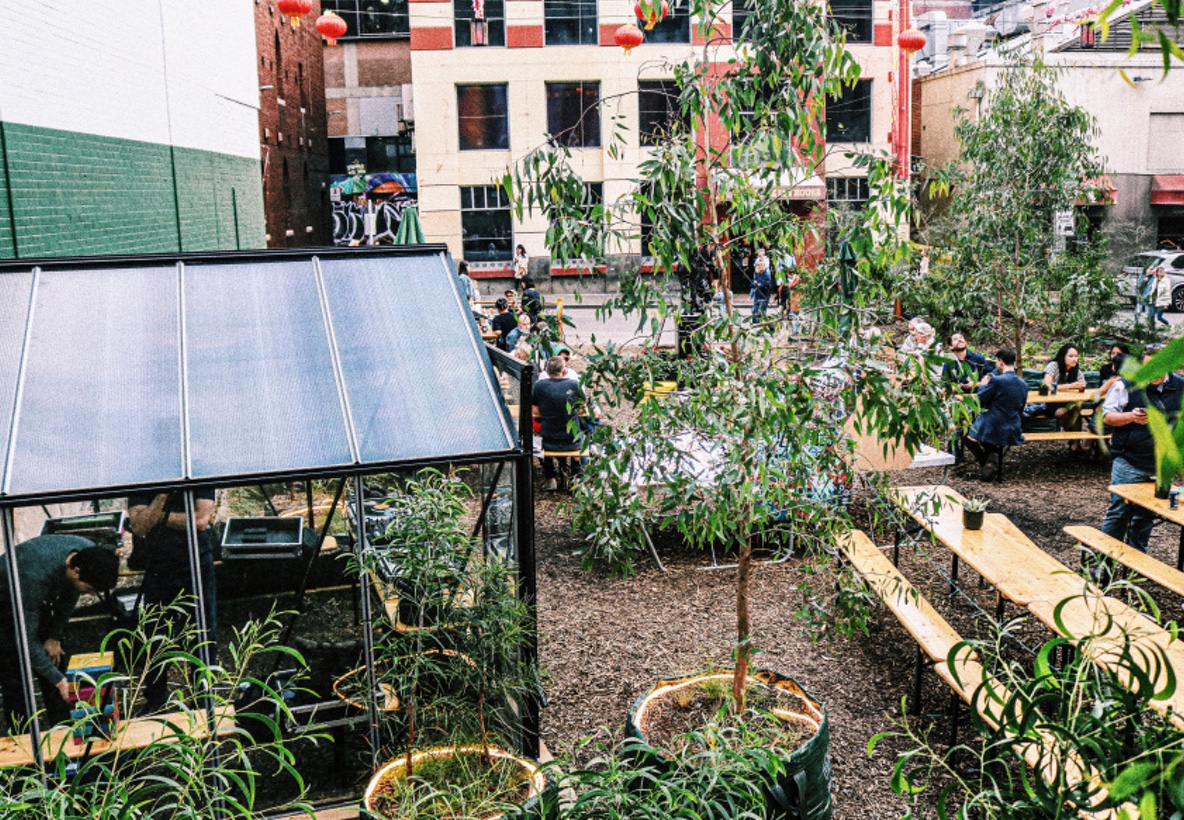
[0,246,517,503]
[1151,175,1184,206]
[1077,175,1116,206]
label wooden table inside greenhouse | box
[1108,482,1184,571]
[0,706,236,768]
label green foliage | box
[909,55,1115,360]
[962,497,989,513]
[0,607,313,818]
[871,597,1184,817]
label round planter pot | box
[1156,484,1171,500]
[364,745,553,820]
[626,667,832,820]
[963,509,985,530]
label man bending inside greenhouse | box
[0,535,119,730]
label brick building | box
[257,1,333,247]
[0,1,265,258]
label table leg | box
[950,555,959,597]
[1178,525,1183,573]
[995,591,1005,622]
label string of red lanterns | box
[614,23,645,53]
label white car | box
[1121,250,1184,311]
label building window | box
[732,0,756,42]
[638,80,687,146]
[546,81,601,148]
[640,0,690,44]
[454,0,506,47]
[461,185,513,262]
[457,84,510,150]
[545,0,598,45]
[329,136,416,175]
[550,182,604,261]
[829,0,872,43]
[826,176,869,207]
[321,0,410,37]
[826,79,872,143]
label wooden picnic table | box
[1107,482,1184,571]
[1026,389,1100,405]
[892,486,1088,617]
[0,706,236,768]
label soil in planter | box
[368,750,534,819]
[641,679,818,754]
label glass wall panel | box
[321,255,515,464]
[183,261,353,478]
[0,272,33,487]
[9,267,182,495]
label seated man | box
[0,535,119,729]
[941,333,990,392]
[532,356,587,492]
[963,349,1027,481]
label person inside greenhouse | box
[963,349,1027,481]
[127,490,217,714]
[0,535,119,729]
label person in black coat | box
[963,349,1028,480]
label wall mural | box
[329,173,418,246]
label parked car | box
[1121,250,1184,311]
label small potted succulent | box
[962,497,989,531]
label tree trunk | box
[733,534,752,713]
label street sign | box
[1053,209,1074,236]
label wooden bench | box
[991,431,1109,483]
[841,531,1136,819]
[1065,525,1184,598]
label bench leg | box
[947,690,960,748]
[949,555,960,597]
[995,591,1006,622]
[1178,526,1184,573]
[911,644,924,717]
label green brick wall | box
[0,122,264,259]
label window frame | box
[826,176,870,208]
[544,0,599,45]
[545,81,602,148]
[457,84,511,151]
[454,0,507,47]
[639,0,692,44]
[825,78,873,144]
[460,185,514,263]
[320,0,410,38]
[638,80,688,147]
[828,0,873,44]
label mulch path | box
[534,440,1182,818]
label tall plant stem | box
[734,534,752,713]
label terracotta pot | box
[626,667,832,820]
[363,745,551,819]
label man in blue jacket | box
[963,349,1028,481]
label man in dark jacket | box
[490,298,517,351]
[963,349,1027,481]
[1101,346,1184,553]
[532,357,586,491]
[0,536,120,728]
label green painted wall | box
[0,122,264,259]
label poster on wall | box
[329,173,418,246]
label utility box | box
[221,517,304,560]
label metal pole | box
[513,364,540,758]
[1,505,45,775]
[355,476,381,770]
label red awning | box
[1077,175,1116,206]
[1152,175,1184,206]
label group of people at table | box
[927,320,1183,557]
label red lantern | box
[316,11,349,45]
[277,0,313,28]
[634,0,669,30]
[614,23,645,53]
[897,27,927,54]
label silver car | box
[1122,250,1184,311]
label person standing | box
[963,349,1027,481]
[779,250,802,333]
[521,277,544,324]
[513,245,529,291]
[1153,266,1173,328]
[532,357,587,491]
[456,260,475,303]
[127,490,217,713]
[751,248,772,318]
[1100,345,1184,554]
[0,536,119,729]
